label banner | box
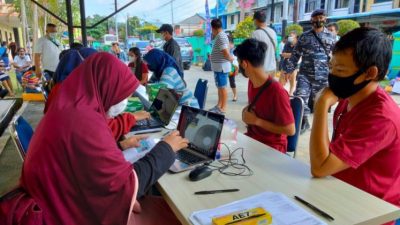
[205,0,212,44]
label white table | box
[156,132,400,225]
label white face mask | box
[288,37,295,43]
[48,32,57,39]
[107,98,128,118]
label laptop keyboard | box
[136,118,161,127]
[177,150,205,164]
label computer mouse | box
[189,166,213,181]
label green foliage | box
[233,16,256,39]
[193,29,204,37]
[285,24,303,36]
[194,48,202,53]
[86,14,108,40]
[137,24,158,35]
[337,20,360,37]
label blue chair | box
[287,96,304,158]
[9,116,34,160]
[194,79,208,109]
[396,219,400,225]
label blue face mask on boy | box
[328,68,370,99]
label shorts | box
[0,73,9,81]
[214,72,229,88]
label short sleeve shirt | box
[330,87,400,207]
[210,32,231,73]
[246,78,294,153]
[251,27,277,72]
[34,37,62,72]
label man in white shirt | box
[209,19,233,114]
[34,23,62,79]
[251,10,277,74]
[12,47,31,83]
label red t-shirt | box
[331,87,400,209]
[246,78,294,153]
[107,113,137,141]
[128,62,149,74]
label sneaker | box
[300,116,310,135]
[208,105,219,112]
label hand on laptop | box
[132,111,151,121]
[119,134,148,150]
[163,131,189,152]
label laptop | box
[131,88,181,134]
[169,105,225,173]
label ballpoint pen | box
[294,196,334,221]
[194,189,240,195]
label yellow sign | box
[212,207,272,225]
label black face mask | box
[328,68,370,99]
[239,65,248,78]
[312,20,325,28]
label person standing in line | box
[156,24,183,74]
[280,31,299,96]
[251,10,278,74]
[209,19,233,114]
[282,9,336,134]
[327,22,340,41]
[34,23,62,79]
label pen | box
[294,196,334,221]
[194,189,239,195]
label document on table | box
[189,192,328,225]
[122,138,157,163]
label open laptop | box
[131,88,181,134]
[169,105,225,173]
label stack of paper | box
[122,138,157,163]
[190,192,327,225]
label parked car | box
[134,41,151,56]
[175,38,193,70]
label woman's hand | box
[163,131,189,152]
[119,134,148,150]
[132,111,151,121]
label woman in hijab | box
[20,53,188,224]
[46,49,150,142]
[144,49,199,108]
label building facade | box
[0,0,21,45]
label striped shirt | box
[160,67,199,108]
[210,32,231,73]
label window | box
[305,0,317,13]
[237,14,240,23]
[335,0,349,8]
[374,0,391,3]
[231,15,235,24]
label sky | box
[85,0,217,25]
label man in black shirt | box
[156,24,183,72]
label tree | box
[86,14,108,40]
[337,20,360,37]
[285,24,303,36]
[193,29,204,37]
[137,24,158,36]
[233,16,256,38]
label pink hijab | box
[21,52,140,225]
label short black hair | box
[70,42,83,49]
[327,22,339,31]
[211,19,222,29]
[46,23,56,28]
[333,27,392,81]
[253,10,267,23]
[233,38,267,68]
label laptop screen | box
[150,88,181,125]
[177,105,225,159]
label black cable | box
[206,143,253,177]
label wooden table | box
[156,132,400,225]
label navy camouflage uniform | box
[283,28,336,116]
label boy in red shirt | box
[234,39,295,153]
[310,27,400,214]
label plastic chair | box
[9,116,34,160]
[287,96,304,158]
[194,79,208,110]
